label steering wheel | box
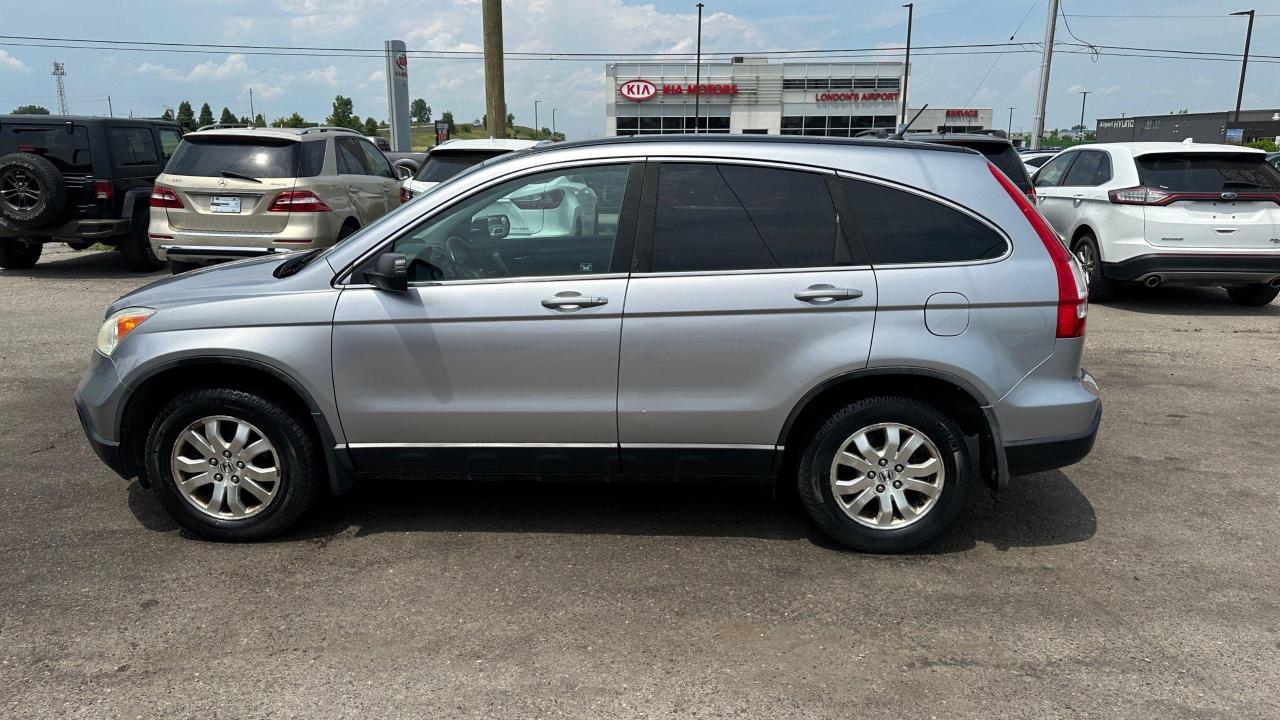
[444,235,486,279]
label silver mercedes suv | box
[75,135,1100,553]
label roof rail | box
[299,126,362,136]
[194,122,251,132]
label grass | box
[378,124,565,151]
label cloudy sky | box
[0,0,1275,138]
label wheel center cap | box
[220,461,235,476]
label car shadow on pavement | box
[0,249,164,281]
[1098,285,1279,317]
[126,469,1097,553]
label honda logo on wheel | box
[619,79,657,102]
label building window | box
[806,78,829,90]
[876,78,900,89]
[1143,119,1161,130]
[873,115,898,128]
[854,78,877,89]
[830,78,853,90]
[617,117,639,131]
[782,79,806,90]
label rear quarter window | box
[165,137,300,178]
[843,178,1008,265]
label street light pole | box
[900,3,913,127]
[534,99,540,137]
[694,3,704,134]
[1230,9,1254,124]
[1077,90,1090,139]
[552,108,557,138]
[1031,0,1061,150]
[1007,107,1014,136]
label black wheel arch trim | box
[116,355,355,495]
[121,186,151,223]
[775,366,1010,491]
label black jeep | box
[0,115,183,271]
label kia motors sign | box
[619,80,657,102]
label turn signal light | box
[149,187,183,209]
[268,191,332,213]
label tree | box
[362,117,380,136]
[11,105,50,115]
[271,112,308,128]
[219,107,237,124]
[507,112,515,129]
[160,108,174,121]
[410,98,429,124]
[176,101,194,129]
[198,103,214,127]
[441,110,455,133]
[253,113,265,127]
[326,95,358,129]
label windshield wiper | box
[272,249,322,278]
[219,170,262,184]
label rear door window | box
[165,136,300,178]
[649,163,844,272]
[416,151,507,183]
[0,124,92,173]
[1034,152,1075,187]
[1136,153,1280,192]
[1061,150,1111,187]
[357,140,397,178]
[843,178,1007,265]
[335,138,369,175]
[107,127,160,168]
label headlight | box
[95,307,154,356]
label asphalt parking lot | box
[2,245,1277,719]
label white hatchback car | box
[1033,141,1280,305]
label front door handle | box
[542,291,608,310]
[794,284,864,303]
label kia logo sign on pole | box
[619,80,657,102]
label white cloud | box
[188,54,251,82]
[306,65,340,87]
[131,62,185,81]
[0,50,29,73]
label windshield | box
[1136,153,1280,192]
[165,137,300,178]
[415,150,509,183]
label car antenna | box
[891,104,928,141]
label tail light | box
[988,162,1087,339]
[1109,186,1280,206]
[509,188,564,210]
[93,180,112,201]
[399,186,411,204]
[149,186,183,209]
[268,190,331,213]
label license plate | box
[210,195,241,213]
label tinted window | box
[1136,153,1280,192]
[1034,152,1075,187]
[1025,154,1055,168]
[387,165,630,282]
[357,140,396,178]
[299,141,326,177]
[933,140,1030,187]
[651,164,841,272]
[166,137,299,178]
[416,150,508,182]
[0,125,92,173]
[844,178,1006,265]
[157,129,182,159]
[107,127,160,167]
[335,138,368,174]
[1061,150,1111,187]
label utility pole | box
[1007,107,1014,135]
[482,0,507,138]
[1076,90,1090,139]
[1030,0,1060,150]
[249,88,255,123]
[107,95,113,117]
[900,3,913,126]
[534,100,540,137]
[52,61,69,115]
[693,3,704,134]
[1230,10,1254,124]
[552,108,557,138]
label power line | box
[963,0,1041,108]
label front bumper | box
[73,352,132,480]
[1103,253,1280,286]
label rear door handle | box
[794,284,864,303]
[542,291,608,310]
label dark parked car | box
[906,133,1036,197]
[0,115,182,270]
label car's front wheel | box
[796,396,971,553]
[144,388,320,541]
[1225,284,1279,307]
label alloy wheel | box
[1075,242,1095,280]
[0,168,41,214]
[828,422,945,529]
[170,415,281,520]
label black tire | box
[168,259,201,274]
[144,388,321,541]
[0,237,43,269]
[118,209,164,272]
[796,396,972,553]
[0,152,66,227]
[1225,284,1280,307]
[1071,232,1115,301]
[335,221,359,243]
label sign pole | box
[384,40,410,151]
[694,3,704,134]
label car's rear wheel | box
[1071,233,1114,301]
[796,396,971,553]
[1225,284,1279,307]
[119,209,165,272]
[0,236,43,269]
[144,388,321,541]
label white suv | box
[1033,141,1280,305]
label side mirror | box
[471,214,510,241]
[395,165,413,180]
[364,252,408,292]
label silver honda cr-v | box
[75,135,1101,552]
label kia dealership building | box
[605,58,992,137]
